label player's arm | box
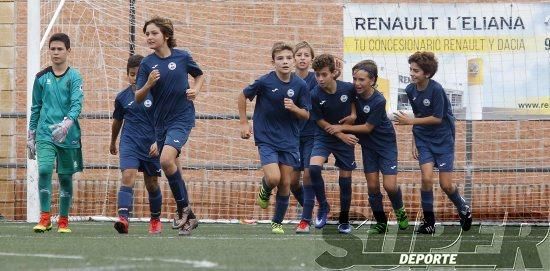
[316,119,358,146]
[284,98,309,120]
[338,101,357,125]
[238,92,252,139]
[67,74,84,121]
[110,99,124,155]
[135,63,158,103]
[27,76,43,159]
[394,112,441,125]
[186,73,205,101]
[326,122,375,135]
[285,84,310,120]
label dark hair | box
[127,54,144,74]
[49,33,71,49]
[312,54,336,73]
[352,60,378,86]
[143,16,177,48]
[271,42,294,60]
[408,51,438,78]
[293,41,315,59]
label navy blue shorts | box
[156,124,193,156]
[310,138,356,171]
[361,145,398,175]
[417,145,454,172]
[295,136,314,171]
[119,151,161,177]
[258,144,300,168]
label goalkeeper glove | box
[49,117,74,144]
[27,130,36,160]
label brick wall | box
[1,1,548,222]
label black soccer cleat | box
[416,219,436,234]
[459,205,472,232]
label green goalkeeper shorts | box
[36,140,83,174]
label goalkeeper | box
[27,33,84,234]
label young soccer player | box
[290,41,317,216]
[135,16,205,236]
[394,51,472,234]
[110,54,163,234]
[325,60,409,234]
[27,33,84,233]
[238,42,310,234]
[299,54,358,234]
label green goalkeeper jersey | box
[29,66,84,148]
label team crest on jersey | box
[363,105,370,113]
[340,95,348,103]
[168,62,176,70]
[144,99,152,108]
[287,89,294,97]
[423,99,431,106]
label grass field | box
[0,221,548,270]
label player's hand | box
[146,70,160,88]
[333,57,344,79]
[186,88,198,101]
[27,130,36,160]
[240,122,252,139]
[393,111,412,125]
[49,117,73,143]
[412,146,419,160]
[325,124,343,135]
[283,98,298,112]
[109,142,117,155]
[337,133,358,146]
[339,114,356,125]
[149,142,159,157]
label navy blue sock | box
[148,188,162,218]
[291,185,304,207]
[447,188,467,213]
[339,177,352,223]
[421,190,435,223]
[272,194,290,224]
[387,186,404,210]
[167,170,189,212]
[117,186,133,218]
[368,192,387,223]
[301,185,314,221]
[309,165,327,207]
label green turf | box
[0,222,547,270]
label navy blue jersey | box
[113,86,156,161]
[406,79,455,153]
[311,80,356,141]
[298,71,318,137]
[136,48,203,129]
[243,71,311,152]
[355,91,397,151]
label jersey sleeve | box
[243,79,262,101]
[405,85,418,115]
[67,71,84,121]
[310,91,322,121]
[29,76,43,131]
[186,52,203,78]
[112,96,124,121]
[365,99,386,127]
[431,85,446,119]
[135,61,150,90]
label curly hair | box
[312,54,336,73]
[408,51,438,78]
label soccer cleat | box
[257,184,271,209]
[114,216,129,234]
[416,219,436,234]
[178,218,198,236]
[295,219,310,234]
[315,204,330,229]
[33,212,52,233]
[395,207,409,230]
[459,205,472,232]
[338,223,352,234]
[57,216,72,233]
[172,206,192,229]
[271,222,284,234]
[148,217,162,235]
[367,222,388,234]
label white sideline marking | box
[0,252,84,259]
[108,257,218,268]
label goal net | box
[1,1,548,224]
